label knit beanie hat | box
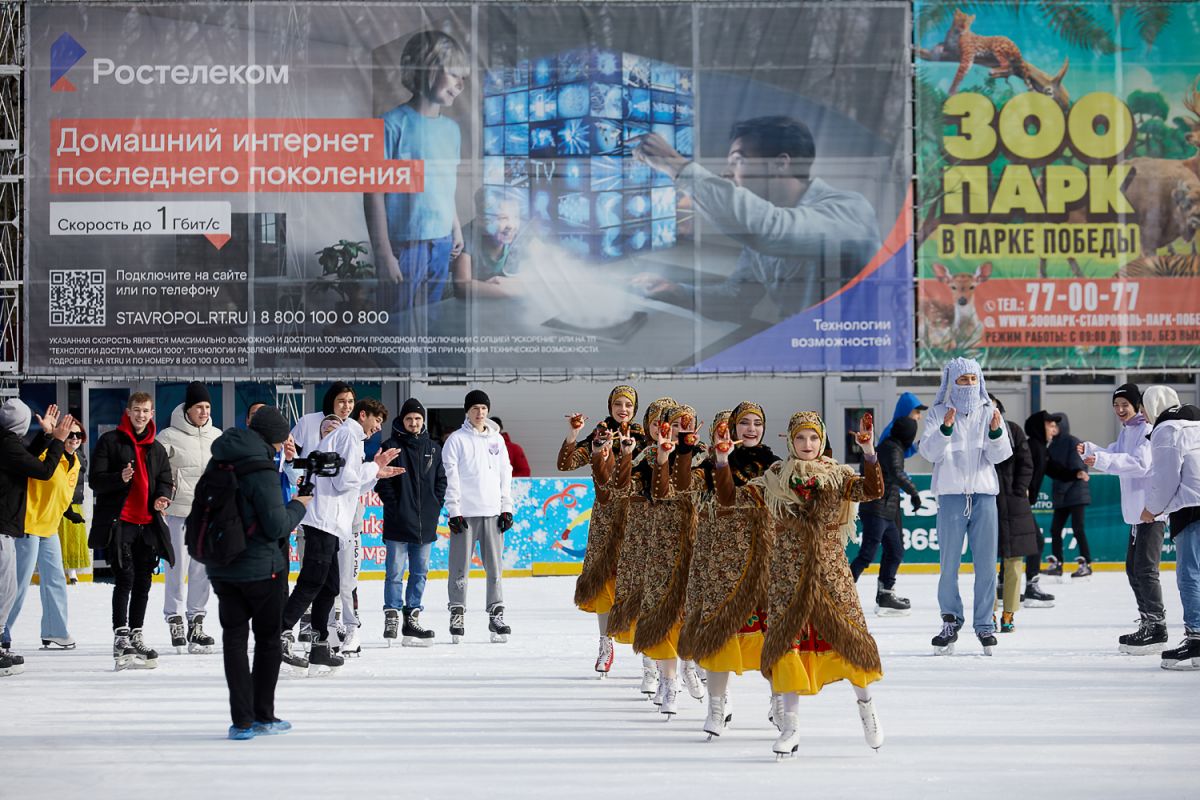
[464,389,491,412]
[401,398,426,420]
[248,406,291,445]
[0,398,31,436]
[322,381,354,415]
[1113,383,1143,410]
[184,381,211,412]
[1142,386,1181,425]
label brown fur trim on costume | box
[760,576,881,678]
[574,499,628,607]
[633,500,697,652]
[678,506,772,662]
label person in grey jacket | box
[1047,412,1093,578]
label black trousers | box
[111,527,159,630]
[212,571,287,729]
[850,514,904,589]
[1050,505,1092,563]
[1127,522,1166,621]
[281,526,339,639]
[1025,523,1045,581]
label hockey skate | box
[977,630,997,656]
[383,608,400,645]
[113,627,136,671]
[281,631,309,671]
[0,650,23,677]
[1041,556,1064,582]
[307,637,344,677]
[594,636,614,677]
[857,698,884,750]
[639,656,659,696]
[703,694,732,740]
[875,587,911,617]
[1070,557,1093,580]
[773,712,800,760]
[40,636,76,650]
[1160,633,1200,671]
[1021,577,1055,608]
[449,605,465,644]
[488,605,511,644]
[298,612,314,645]
[931,614,961,655]
[188,614,216,654]
[167,614,187,653]
[681,661,705,700]
[1119,619,1168,655]
[659,679,680,719]
[999,612,1015,634]
[340,629,362,657]
[128,629,159,668]
[402,608,435,647]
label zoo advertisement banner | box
[295,474,1165,577]
[26,1,912,378]
[915,2,1200,369]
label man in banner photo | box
[916,2,1200,369]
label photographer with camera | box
[205,408,311,739]
[281,399,402,672]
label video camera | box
[293,451,346,497]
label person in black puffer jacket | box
[852,416,920,616]
[992,397,1042,632]
[1023,410,1081,580]
[376,398,446,644]
[206,408,310,739]
[1047,412,1093,577]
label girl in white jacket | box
[1079,384,1168,654]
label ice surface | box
[4,572,1195,798]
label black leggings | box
[111,531,159,630]
[1050,505,1092,564]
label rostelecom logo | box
[50,32,86,92]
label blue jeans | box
[380,235,453,314]
[4,534,70,643]
[1175,521,1200,632]
[384,540,432,611]
[936,494,998,635]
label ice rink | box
[4,571,1196,798]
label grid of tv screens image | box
[482,49,693,260]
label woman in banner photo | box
[726,411,883,759]
[633,404,707,718]
[58,424,90,585]
[681,403,780,741]
[365,30,468,318]
[604,397,675,700]
[557,385,645,677]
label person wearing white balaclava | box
[918,358,1012,655]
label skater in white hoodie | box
[442,390,514,643]
[157,382,219,654]
[1078,384,1168,654]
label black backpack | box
[185,459,277,567]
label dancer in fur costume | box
[680,403,780,739]
[558,385,646,676]
[604,397,675,696]
[719,411,885,758]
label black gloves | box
[63,508,85,524]
[498,512,514,532]
[448,516,468,535]
[909,493,923,513]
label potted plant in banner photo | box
[311,239,376,317]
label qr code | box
[49,269,106,327]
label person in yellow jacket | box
[2,419,83,650]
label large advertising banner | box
[915,2,1200,369]
[27,2,912,377]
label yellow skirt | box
[577,576,616,616]
[698,630,764,675]
[769,624,882,695]
[613,620,635,646]
[638,622,681,660]
[58,503,91,571]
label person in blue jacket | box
[878,392,927,458]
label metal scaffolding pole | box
[0,1,22,377]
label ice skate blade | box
[307,664,340,677]
[342,650,361,658]
[774,747,798,761]
[1021,599,1054,609]
[0,663,24,676]
[874,606,911,617]
[661,712,675,720]
[1119,642,1167,655]
[402,636,434,648]
[451,634,462,645]
[1069,575,1092,583]
[596,670,609,679]
[187,643,215,655]
[981,645,994,656]
[130,656,158,669]
[40,641,76,650]
[1160,657,1200,671]
[490,632,509,644]
[932,644,955,655]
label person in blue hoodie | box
[878,392,928,458]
